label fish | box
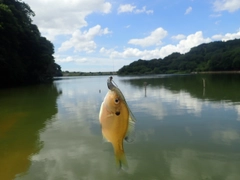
[99,76,136,169]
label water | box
[1,74,240,180]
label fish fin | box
[124,111,136,143]
[115,152,128,170]
[99,101,105,124]
[129,108,137,122]
[113,142,128,170]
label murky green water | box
[1,74,240,180]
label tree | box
[0,0,61,87]
[117,39,240,75]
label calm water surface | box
[1,74,240,180]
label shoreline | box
[61,70,240,77]
[191,71,240,74]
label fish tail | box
[113,143,128,170]
[115,151,128,170]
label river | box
[1,74,240,180]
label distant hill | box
[117,39,240,75]
[62,71,117,76]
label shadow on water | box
[120,74,240,103]
[0,84,61,180]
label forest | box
[0,0,62,87]
[118,39,240,75]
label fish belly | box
[99,101,129,143]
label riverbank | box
[62,71,117,76]
[192,71,240,74]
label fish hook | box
[107,76,118,90]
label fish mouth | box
[107,76,115,90]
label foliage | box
[118,39,240,75]
[62,71,117,76]
[0,0,62,87]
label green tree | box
[118,39,240,75]
[0,0,61,87]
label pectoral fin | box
[124,111,136,143]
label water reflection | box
[3,75,240,179]
[0,84,61,180]
[121,74,240,102]
[120,74,240,121]
[164,148,240,180]
[14,76,138,179]
[120,75,240,179]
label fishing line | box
[112,79,118,87]
[109,76,118,88]
[112,58,115,74]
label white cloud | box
[56,56,88,63]
[185,7,192,15]
[107,31,211,60]
[212,29,240,41]
[176,31,211,53]
[99,47,115,54]
[118,4,136,13]
[58,25,111,53]
[128,27,168,47]
[213,0,240,12]
[24,0,112,40]
[172,34,186,40]
[55,53,126,71]
[58,30,213,71]
[118,4,153,14]
[135,6,154,14]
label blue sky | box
[24,0,240,72]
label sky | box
[23,0,240,72]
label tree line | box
[118,39,240,75]
[0,0,62,87]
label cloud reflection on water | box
[16,76,240,180]
[164,148,240,180]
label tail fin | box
[113,142,128,170]
[115,151,128,170]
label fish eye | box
[115,98,119,104]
